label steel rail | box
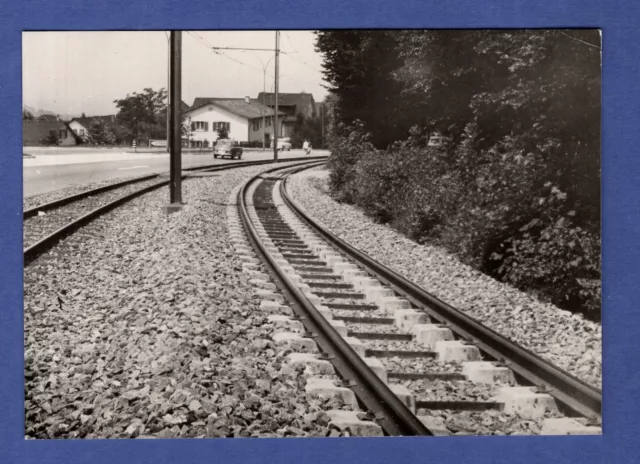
[238,162,433,436]
[24,155,328,219]
[23,157,328,265]
[24,173,160,219]
[280,166,602,421]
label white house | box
[68,115,127,142]
[184,97,285,147]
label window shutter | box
[191,122,195,131]
[205,122,209,132]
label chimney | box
[244,96,250,104]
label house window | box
[253,120,260,131]
[59,130,67,139]
[80,129,85,136]
[213,122,230,132]
[267,117,272,127]
[192,121,208,131]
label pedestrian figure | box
[303,140,312,156]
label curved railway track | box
[23,156,328,265]
[236,162,603,437]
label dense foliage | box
[40,132,60,146]
[114,88,168,144]
[85,120,118,145]
[217,127,230,140]
[316,30,601,319]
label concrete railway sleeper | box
[238,162,602,437]
[236,162,431,437]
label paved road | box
[23,148,329,198]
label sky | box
[22,31,328,117]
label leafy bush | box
[327,121,376,203]
[495,186,601,316]
[319,30,601,319]
[41,132,59,146]
[290,113,323,149]
[217,127,229,140]
[329,124,601,319]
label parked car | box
[272,137,291,151]
[214,138,243,159]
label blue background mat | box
[1,1,636,463]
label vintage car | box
[271,137,292,151]
[214,138,243,159]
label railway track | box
[23,156,327,265]
[235,162,603,437]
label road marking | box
[118,165,149,170]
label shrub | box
[351,150,406,223]
[327,121,376,203]
[41,132,59,146]
[326,122,601,319]
[495,187,601,317]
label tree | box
[321,29,602,317]
[86,120,117,145]
[217,127,229,139]
[114,87,167,142]
[23,109,35,120]
[290,113,322,148]
[315,30,409,148]
[182,117,194,147]
[41,132,59,146]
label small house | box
[23,119,77,146]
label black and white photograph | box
[23,29,601,439]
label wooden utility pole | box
[273,31,280,163]
[166,30,182,212]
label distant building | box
[36,114,60,122]
[183,97,285,147]
[23,120,77,146]
[68,115,127,142]
[256,92,317,138]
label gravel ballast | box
[24,162,348,439]
[416,409,556,436]
[287,168,602,388]
[23,174,155,211]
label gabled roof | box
[70,115,119,127]
[257,92,316,115]
[69,115,128,136]
[23,120,70,144]
[187,98,285,120]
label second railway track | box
[235,162,603,437]
[23,156,328,265]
